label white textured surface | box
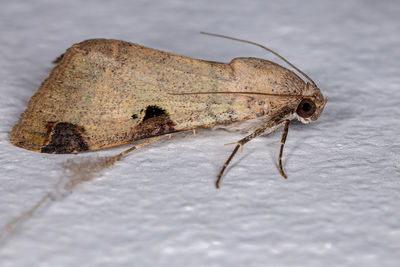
[1,1,399,266]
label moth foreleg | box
[216,144,241,188]
[278,120,291,179]
[216,123,281,189]
[216,109,292,188]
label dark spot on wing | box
[131,106,176,140]
[41,122,89,153]
[131,114,138,120]
[142,105,166,121]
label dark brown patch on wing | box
[131,115,176,140]
[41,122,89,154]
[131,106,176,140]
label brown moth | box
[9,32,327,188]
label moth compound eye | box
[296,99,316,118]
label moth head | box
[295,82,327,124]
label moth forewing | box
[9,35,327,188]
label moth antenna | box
[278,120,291,178]
[170,91,304,98]
[200,31,316,86]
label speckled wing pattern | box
[9,39,306,153]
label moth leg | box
[216,106,293,188]
[278,120,291,179]
[216,122,281,189]
[193,129,196,136]
[224,141,244,152]
[216,144,241,188]
[106,135,168,166]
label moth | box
[9,32,327,188]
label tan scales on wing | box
[10,39,310,153]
